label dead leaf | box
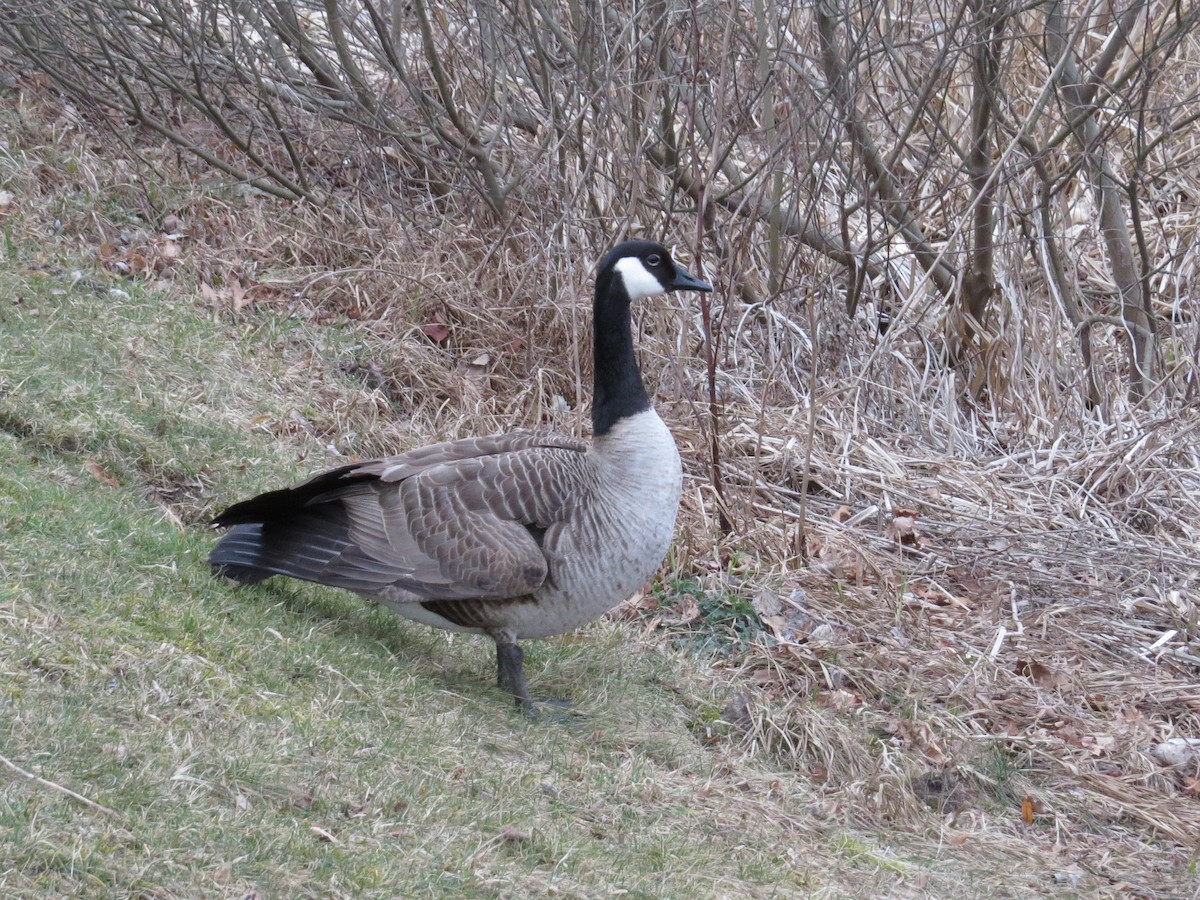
[1149,737,1200,768]
[156,238,181,261]
[422,311,450,343]
[609,589,659,621]
[833,505,852,523]
[760,614,789,636]
[126,252,150,276]
[228,276,249,311]
[1080,733,1115,756]
[1020,795,1036,825]
[458,353,490,390]
[288,790,315,810]
[666,592,701,625]
[817,689,860,711]
[98,241,122,269]
[1015,658,1061,689]
[85,460,120,487]
[721,694,753,730]
[885,509,922,547]
[751,587,782,618]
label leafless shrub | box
[4,0,1197,412]
[4,0,1199,555]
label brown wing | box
[209,431,592,601]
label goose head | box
[591,241,712,436]
[600,240,713,301]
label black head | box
[599,240,713,300]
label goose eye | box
[646,254,662,267]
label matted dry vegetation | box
[2,1,1200,894]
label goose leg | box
[495,640,534,712]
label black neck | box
[591,269,651,436]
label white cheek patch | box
[614,256,666,299]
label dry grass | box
[1,73,1199,898]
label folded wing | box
[210,431,592,602]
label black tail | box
[209,503,356,584]
[209,462,370,529]
[208,459,419,594]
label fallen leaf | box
[1080,733,1115,756]
[288,790,315,810]
[1020,795,1036,825]
[126,251,150,275]
[228,276,249,311]
[760,614,789,636]
[608,589,658,621]
[85,460,120,487]
[751,587,782,618]
[833,505,852,523]
[665,592,701,625]
[98,241,121,268]
[422,311,450,343]
[885,509,922,547]
[1015,658,1061,688]
[721,693,753,730]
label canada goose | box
[209,240,712,711]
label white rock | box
[1149,737,1200,767]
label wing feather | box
[210,430,595,604]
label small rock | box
[721,693,753,731]
[1149,737,1200,767]
[809,623,837,643]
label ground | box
[1,95,1198,899]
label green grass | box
[0,266,851,898]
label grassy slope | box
[0,265,951,898]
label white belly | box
[519,410,682,638]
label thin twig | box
[0,753,121,819]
